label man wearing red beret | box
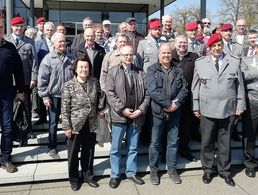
[191,33,246,187]
[6,16,38,144]
[35,17,45,40]
[0,18,25,173]
[220,23,243,58]
[137,18,167,73]
[185,22,206,57]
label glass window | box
[108,12,131,23]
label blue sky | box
[151,0,222,27]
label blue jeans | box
[48,97,61,149]
[110,123,140,178]
[149,114,179,174]
[0,90,15,163]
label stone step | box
[0,148,254,185]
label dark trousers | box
[200,115,235,177]
[178,102,200,155]
[67,122,96,183]
[31,87,39,113]
[24,85,32,131]
[38,96,47,121]
[0,90,15,163]
[48,97,61,149]
[242,97,258,169]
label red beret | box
[221,23,233,31]
[11,17,24,26]
[148,19,161,29]
[36,17,45,24]
[207,33,222,47]
[185,22,198,31]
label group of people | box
[0,13,258,192]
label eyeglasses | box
[121,53,133,58]
[203,22,211,25]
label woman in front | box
[62,56,105,191]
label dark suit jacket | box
[72,41,105,80]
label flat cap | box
[207,33,222,47]
[36,17,45,24]
[221,23,233,31]
[185,22,198,31]
[11,17,24,26]
[126,17,136,23]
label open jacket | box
[62,76,106,133]
[146,63,189,119]
[106,63,150,128]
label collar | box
[12,33,22,40]
[85,42,95,49]
[212,54,224,62]
[121,63,131,72]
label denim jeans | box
[149,113,179,174]
[0,90,15,163]
[110,123,140,178]
[48,97,61,149]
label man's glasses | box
[203,22,211,25]
[121,53,133,58]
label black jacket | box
[72,41,105,80]
[146,63,188,119]
[0,39,24,93]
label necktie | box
[190,42,194,51]
[227,42,231,52]
[125,69,132,87]
[215,58,219,72]
[249,48,255,57]
[15,38,19,47]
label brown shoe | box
[1,162,18,173]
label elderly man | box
[172,34,200,162]
[106,45,150,189]
[220,23,243,58]
[71,17,93,53]
[126,17,144,54]
[147,43,188,185]
[243,30,258,57]
[38,32,74,155]
[72,27,105,80]
[192,33,246,186]
[185,22,206,57]
[241,42,258,178]
[232,19,248,47]
[161,14,176,42]
[6,16,38,143]
[100,33,129,92]
[137,18,167,73]
[0,18,24,173]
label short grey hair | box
[51,32,65,43]
[175,34,188,44]
[24,27,37,37]
[44,21,55,29]
[115,32,129,41]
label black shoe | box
[181,153,197,162]
[202,173,214,184]
[70,182,80,191]
[127,175,145,185]
[232,131,241,142]
[85,178,99,188]
[245,168,256,178]
[109,178,119,189]
[219,175,235,187]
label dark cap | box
[126,17,136,23]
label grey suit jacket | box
[191,53,246,119]
[136,35,167,73]
[6,34,38,85]
[223,40,243,58]
[187,39,206,57]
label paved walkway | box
[0,165,257,195]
